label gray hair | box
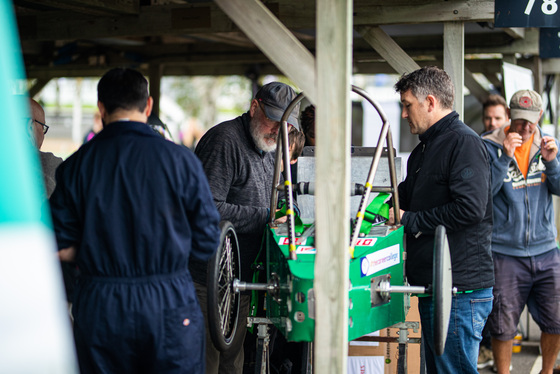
[394,66,455,110]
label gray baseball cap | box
[255,82,300,130]
[509,89,543,123]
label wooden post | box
[444,22,464,120]
[315,0,352,373]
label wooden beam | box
[444,22,464,119]
[352,0,494,26]
[356,25,420,75]
[483,72,503,92]
[542,59,560,74]
[213,0,316,102]
[464,68,489,104]
[18,0,139,16]
[18,1,496,42]
[28,78,51,98]
[315,0,351,372]
[18,4,231,41]
[534,56,544,94]
[502,27,525,39]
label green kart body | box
[264,223,406,342]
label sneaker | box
[477,346,494,369]
[491,363,512,372]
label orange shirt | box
[505,126,534,178]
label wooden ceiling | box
[13,0,547,92]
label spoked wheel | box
[207,220,241,352]
[433,225,453,356]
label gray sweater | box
[191,112,274,282]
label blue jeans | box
[418,288,493,374]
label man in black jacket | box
[391,66,494,373]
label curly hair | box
[300,105,315,146]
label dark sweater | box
[191,112,274,283]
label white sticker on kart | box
[296,246,316,254]
[356,238,377,246]
[360,244,400,277]
[278,237,307,246]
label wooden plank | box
[352,0,494,26]
[18,1,496,42]
[502,27,525,39]
[542,59,560,74]
[18,4,231,41]
[19,0,139,15]
[464,68,490,104]
[281,0,495,28]
[356,25,420,75]
[314,0,351,373]
[214,0,316,102]
[28,78,51,98]
[444,22,464,120]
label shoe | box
[477,346,494,369]
[491,363,512,372]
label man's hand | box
[58,246,76,262]
[387,208,405,226]
[273,215,288,225]
[541,136,558,162]
[503,132,523,157]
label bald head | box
[29,99,45,149]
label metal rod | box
[377,285,427,294]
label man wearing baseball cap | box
[482,89,560,374]
[190,82,301,374]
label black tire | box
[207,220,241,352]
[433,225,453,356]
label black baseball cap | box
[255,82,300,130]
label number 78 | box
[525,0,558,15]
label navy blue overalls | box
[50,121,220,374]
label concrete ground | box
[478,308,560,374]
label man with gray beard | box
[190,82,301,374]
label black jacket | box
[398,112,494,291]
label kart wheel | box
[433,225,453,356]
[207,220,241,352]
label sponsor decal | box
[360,244,400,277]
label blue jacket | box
[483,126,560,257]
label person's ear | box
[425,95,437,111]
[249,99,258,118]
[97,101,106,119]
[144,97,154,118]
[290,159,298,165]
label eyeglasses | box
[34,119,49,135]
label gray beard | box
[250,119,277,152]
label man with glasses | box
[190,82,301,374]
[28,98,61,198]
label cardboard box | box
[348,297,422,374]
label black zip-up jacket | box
[398,112,494,291]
